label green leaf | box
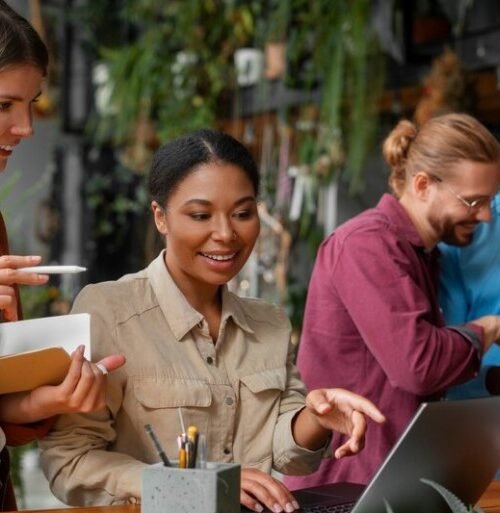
[420,478,471,513]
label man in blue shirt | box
[440,193,500,398]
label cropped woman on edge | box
[40,129,384,512]
[0,2,124,509]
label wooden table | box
[478,480,500,512]
[13,481,500,513]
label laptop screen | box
[352,396,500,513]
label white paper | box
[0,313,91,359]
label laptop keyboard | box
[299,502,356,513]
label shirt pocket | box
[238,368,286,464]
[134,379,212,408]
[133,379,212,458]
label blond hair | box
[383,113,500,197]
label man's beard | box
[439,220,478,247]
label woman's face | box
[0,64,44,172]
[152,161,260,292]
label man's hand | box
[471,315,500,353]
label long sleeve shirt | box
[284,194,482,489]
[0,212,54,512]
[0,212,54,449]
[439,193,500,398]
[39,251,327,506]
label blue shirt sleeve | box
[439,243,470,325]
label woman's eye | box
[189,212,210,221]
[234,210,253,220]
[0,102,11,112]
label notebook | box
[0,313,91,394]
[249,396,500,513]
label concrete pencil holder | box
[142,462,241,513]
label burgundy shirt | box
[285,194,481,489]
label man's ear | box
[413,171,433,201]
[151,201,168,235]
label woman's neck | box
[163,255,222,316]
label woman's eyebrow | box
[181,195,256,207]
[0,90,42,101]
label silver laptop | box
[253,396,500,513]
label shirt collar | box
[377,193,427,248]
[492,192,500,216]
[146,250,253,340]
[220,286,254,335]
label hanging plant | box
[90,0,261,146]
[286,0,384,194]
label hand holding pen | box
[0,255,50,321]
[0,256,87,322]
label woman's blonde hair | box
[382,113,500,197]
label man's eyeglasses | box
[428,173,493,213]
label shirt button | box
[206,356,214,365]
[225,397,234,406]
[223,447,231,455]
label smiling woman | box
[0,65,42,167]
[39,129,385,513]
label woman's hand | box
[0,255,48,321]
[306,388,385,458]
[0,345,126,423]
[241,468,299,513]
[292,388,385,458]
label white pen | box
[19,265,87,274]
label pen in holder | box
[142,461,241,513]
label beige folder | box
[0,347,71,394]
[0,314,90,394]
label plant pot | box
[234,48,264,86]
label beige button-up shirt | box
[39,252,326,506]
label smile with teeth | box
[200,252,237,261]
[0,145,14,151]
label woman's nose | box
[10,109,34,138]
[212,218,234,242]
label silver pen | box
[197,433,207,469]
